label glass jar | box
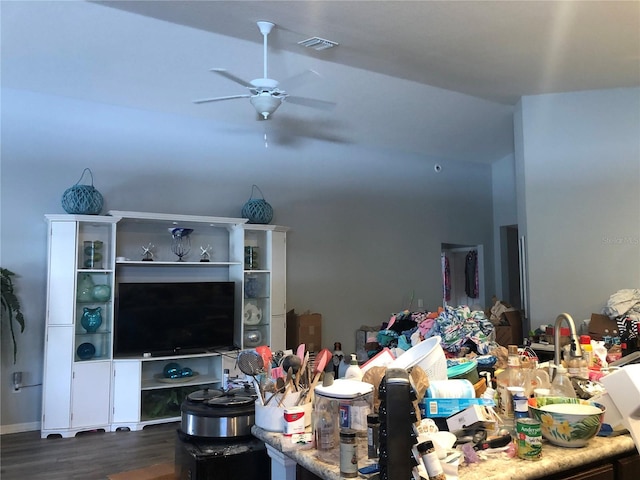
[417,440,446,480]
[339,429,358,478]
[367,413,380,459]
[83,241,103,269]
[244,246,259,270]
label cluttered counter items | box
[458,434,635,480]
[252,425,351,480]
[252,425,635,480]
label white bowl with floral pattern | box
[528,396,605,447]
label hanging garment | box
[465,250,478,298]
[442,254,451,302]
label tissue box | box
[446,404,496,432]
[420,397,494,418]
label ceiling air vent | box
[298,37,339,51]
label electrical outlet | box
[12,371,22,392]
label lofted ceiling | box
[2,1,639,163]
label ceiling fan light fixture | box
[250,94,282,119]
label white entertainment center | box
[41,211,287,438]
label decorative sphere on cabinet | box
[91,284,111,302]
[76,342,96,360]
[244,276,260,298]
[244,329,262,347]
[76,273,95,302]
[80,306,102,333]
[61,168,104,215]
[241,185,273,224]
[163,362,182,379]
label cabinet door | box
[616,453,640,480]
[270,231,286,317]
[71,361,111,428]
[47,221,77,325]
[558,463,614,480]
[42,326,74,430]
[269,231,286,351]
[112,360,142,424]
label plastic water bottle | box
[550,365,576,397]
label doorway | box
[500,225,521,310]
[441,244,484,309]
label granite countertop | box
[252,426,636,480]
[458,434,635,480]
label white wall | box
[0,89,495,430]
[515,87,640,328]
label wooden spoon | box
[296,351,310,390]
[278,367,295,406]
[282,355,301,391]
[265,377,286,406]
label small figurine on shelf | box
[141,243,154,261]
[200,244,212,262]
[170,228,193,262]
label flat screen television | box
[114,281,236,357]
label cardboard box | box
[446,404,496,432]
[494,310,523,346]
[286,310,322,352]
[589,313,618,341]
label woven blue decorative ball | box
[61,168,104,215]
[241,185,273,224]
[242,199,273,224]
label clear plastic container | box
[314,379,373,437]
[549,365,576,397]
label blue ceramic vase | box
[81,306,102,333]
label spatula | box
[255,345,273,369]
[308,348,332,402]
[296,343,306,361]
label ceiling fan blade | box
[210,68,254,88]
[193,94,251,104]
[285,95,336,111]
[278,69,321,92]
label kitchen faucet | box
[554,313,583,371]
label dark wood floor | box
[0,422,178,480]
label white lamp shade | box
[250,94,282,119]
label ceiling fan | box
[194,21,336,120]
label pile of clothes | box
[603,288,640,340]
[375,305,497,358]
